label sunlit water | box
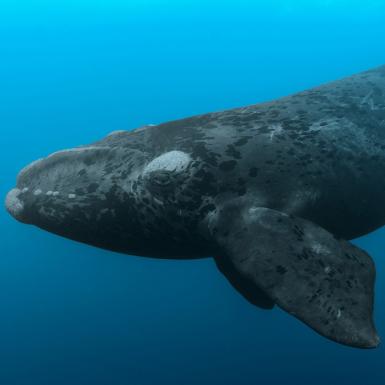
[1,1,385,384]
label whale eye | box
[150,170,172,188]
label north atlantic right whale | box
[5,64,385,349]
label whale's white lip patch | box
[5,188,25,221]
[144,150,192,174]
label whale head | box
[5,129,208,258]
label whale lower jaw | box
[5,188,29,224]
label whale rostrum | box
[6,64,385,348]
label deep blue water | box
[1,1,385,384]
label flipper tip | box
[361,333,381,349]
[338,327,381,349]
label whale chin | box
[5,188,31,224]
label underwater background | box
[1,1,385,384]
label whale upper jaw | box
[5,154,60,225]
[5,145,112,226]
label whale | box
[5,64,385,349]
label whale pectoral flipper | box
[210,206,379,348]
[214,256,275,309]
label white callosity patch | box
[143,151,192,174]
[68,194,76,199]
[34,189,42,196]
[269,123,284,141]
[312,242,331,256]
[5,188,24,220]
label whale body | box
[6,65,385,348]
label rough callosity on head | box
[143,151,192,174]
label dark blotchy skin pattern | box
[5,65,385,348]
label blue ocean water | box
[1,1,385,384]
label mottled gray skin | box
[6,65,385,349]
